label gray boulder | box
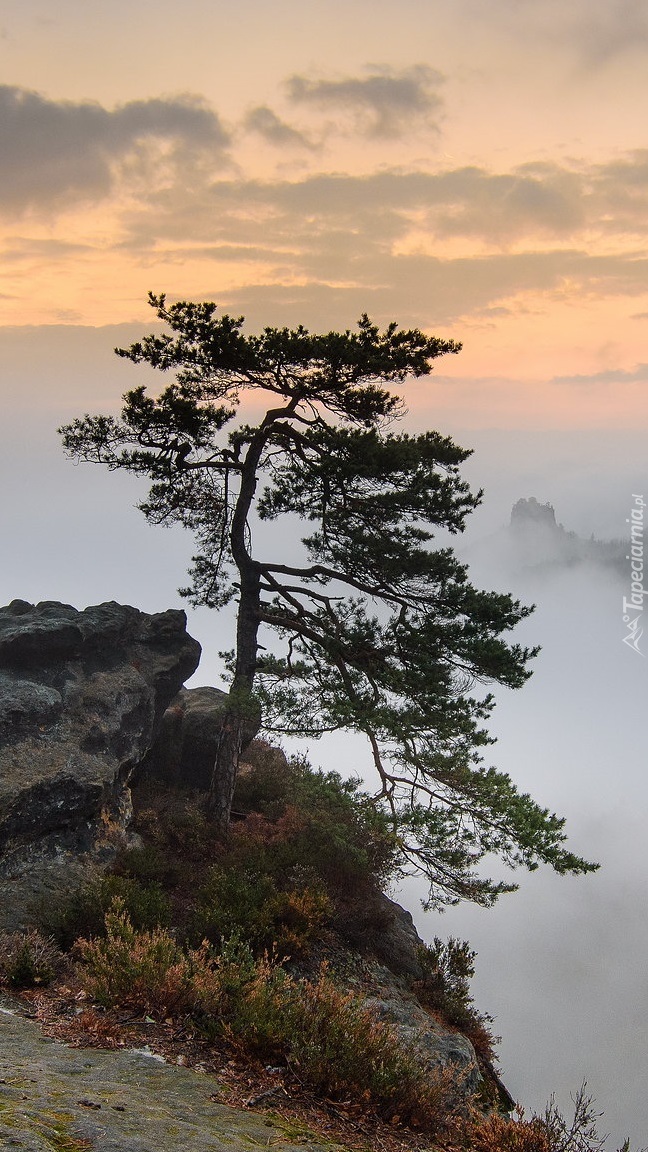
[0,599,201,930]
[365,895,426,980]
[140,685,260,791]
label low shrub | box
[232,746,398,894]
[121,750,396,959]
[415,936,498,1063]
[189,865,279,950]
[456,1109,552,1152]
[189,846,333,958]
[75,907,457,1133]
[232,741,297,818]
[74,901,221,1017]
[112,844,181,887]
[455,1084,640,1152]
[276,885,333,957]
[134,792,212,861]
[43,875,172,950]
[218,957,459,1130]
[0,929,63,988]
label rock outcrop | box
[362,895,426,981]
[0,599,201,931]
[510,496,626,573]
[510,496,558,530]
[0,597,505,1119]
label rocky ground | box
[0,990,441,1152]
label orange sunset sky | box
[2,0,648,430]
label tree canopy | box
[60,293,596,907]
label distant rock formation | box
[460,496,625,580]
[510,496,557,530]
[0,599,201,931]
[509,497,625,574]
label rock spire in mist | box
[510,497,558,531]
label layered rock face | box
[0,599,201,930]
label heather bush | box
[112,844,181,887]
[111,750,396,959]
[233,747,397,892]
[189,866,280,948]
[74,902,221,1016]
[415,936,498,1063]
[219,958,459,1129]
[74,907,457,1132]
[232,741,296,817]
[43,874,172,950]
[134,792,212,860]
[456,1085,643,1152]
[0,929,63,988]
[187,813,334,956]
[276,885,333,957]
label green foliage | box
[234,743,398,890]
[59,294,596,905]
[132,791,214,862]
[110,749,397,957]
[189,860,332,958]
[111,844,181,887]
[0,929,63,988]
[416,936,477,1015]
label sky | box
[1,0,648,1145]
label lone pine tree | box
[60,293,595,906]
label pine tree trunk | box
[207,563,261,831]
[208,710,245,833]
[205,409,287,830]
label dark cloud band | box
[0,86,230,213]
[286,64,444,138]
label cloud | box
[0,85,230,214]
[570,0,648,66]
[104,152,648,331]
[243,105,314,150]
[5,92,648,333]
[418,164,585,241]
[0,236,94,265]
[126,166,584,252]
[206,248,648,334]
[457,0,648,68]
[5,76,648,253]
[121,146,648,259]
[550,363,648,386]
[286,64,444,139]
